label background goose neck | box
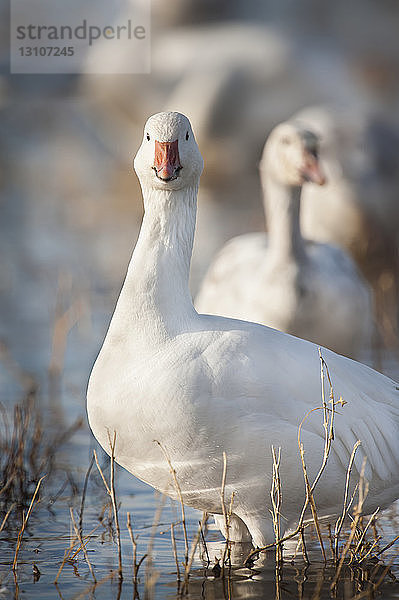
[262,175,306,265]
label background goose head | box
[260,121,326,188]
[134,111,204,192]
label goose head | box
[134,111,204,192]
[261,121,326,187]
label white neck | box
[107,185,198,348]
[262,175,305,264]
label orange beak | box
[153,139,182,181]
[301,152,326,186]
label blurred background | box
[0,0,399,594]
[1,0,399,393]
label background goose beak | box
[153,139,182,180]
[301,152,327,185]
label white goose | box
[87,112,399,548]
[196,121,373,360]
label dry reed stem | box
[93,430,123,580]
[170,522,181,581]
[12,476,44,571]
[330,458,368,589]
[353,508,380,558]
[298,440,326,561]
[275,561,282,600]
[70,523,101,559]
[154,440,189,566]
[144,491,166,598]
[200,517,211,567]
[357,535,382,564]
[79,454,94,536]
[299,527,309,565]
[54,581,65,600]
[296,351,337,560]
[186,511,209,576]
[0,502,15,534]
[107,431,123,580]
[69,507,96,583]
[220,452,235,572]
[220,451,229,538]
[334,440,362,560]
[54,537,76,583]
[297,350,337,561]
[270,446,282,563]
[350,557,396,600]
[376,533,399,557]
[327,523,335,560]
[127,512,147,593]
[245,350,346,566]
[54,523,100,583]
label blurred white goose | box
[196,121,373,359]
[87,112,399,548]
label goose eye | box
[185,132,189,141]
[146,133,150,141]
[281,136,290,145]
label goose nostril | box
[153,164,182,182]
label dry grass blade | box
[220,452,235,572]
[170,522,181,581]
[154,440,189,566]
[93,430,123,580]
[296,350,337,561]
[350,557,397,600]
[54,539,76,584]
[200,517,210,567]
[54,522,101,583]
[0,502,15,534]
[107,430,123,580]
[353,507,380,558]
[70,523,101,560]
[376,533,399,557]
[299,527,309,564]
[12,475,45,571]
[330,457,369,590]
[127,511,147,583]
[245,350,344,566]
[334,440,362,560]
[270,446,282,563]
[69,507,96,583]
[298,438,326,561]
[186,511,209,576]
[220,451,229,538]
[144,491,166,598]
[79,454,94,536]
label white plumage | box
[196,120,373,359]
[87,112,399,548]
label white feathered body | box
[89,307,399,545]
[87,113,398,547]
[196,232,372,359]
